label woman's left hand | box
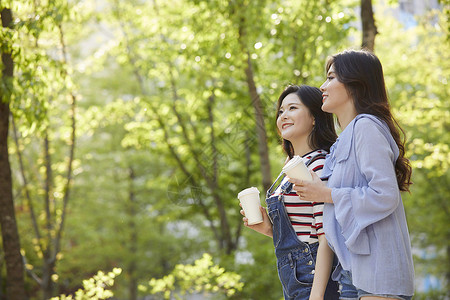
[288,170,333,203]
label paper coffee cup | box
[282,155,312,181]
[237,187,263,225]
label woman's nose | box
[320,82,326,91]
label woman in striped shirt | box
[241,85,338,300]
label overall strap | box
[266,151,323,199]
[266,171,285,199]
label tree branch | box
[53,22,77,259]
[44,132,54,242]
[114,5,223,242]
[11,115,43,253]
[207,92,218,186]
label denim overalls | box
[266,172,339,300]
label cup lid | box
[282,155,304,173]
[237,187,260,199]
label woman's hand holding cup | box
[288,170,333,203]
[239,204,273,238]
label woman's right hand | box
[240,205,273,238]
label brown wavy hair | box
[276,85,337,159]
[326,49,412,192]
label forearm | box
[263,227,273,238]
[310,235,334,300]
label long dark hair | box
[326,49,412,192]
[276,85,337,159]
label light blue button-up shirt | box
[323,114,414,295]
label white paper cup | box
[238,187,263,225]
[282,155,312,181]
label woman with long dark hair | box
[241,85,339,299]
[290,50,414,299]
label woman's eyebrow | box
[280,101,299,108]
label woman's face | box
[320,64,354,115]
[276,93,314,142]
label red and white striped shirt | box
[273,149,328,244]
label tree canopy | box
[0,0,448,299]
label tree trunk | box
[447,244,450,295]
[243,56,272,192]
[0,7,27,300]
[361,0,378,52]
[41,132,55,300]
[237,10,272,192]
[41,251,55,300]
[0,105,27,300]
[0,253,4,300]
[127,167,138,300]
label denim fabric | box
[338,270,358,300]
[357,290,412,300]
[266,178,339,300]
[339,269,413,300]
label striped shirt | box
[273,149,328,244]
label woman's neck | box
[336,97,358,130]
[291,137,313,157]
[337,110,358,130]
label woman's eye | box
[327,76,334,80]
[289,106,297,110]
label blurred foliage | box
[375,7,450,293]
[50,268,122,300]
[140,253,243,299]
[1,0,448,299]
